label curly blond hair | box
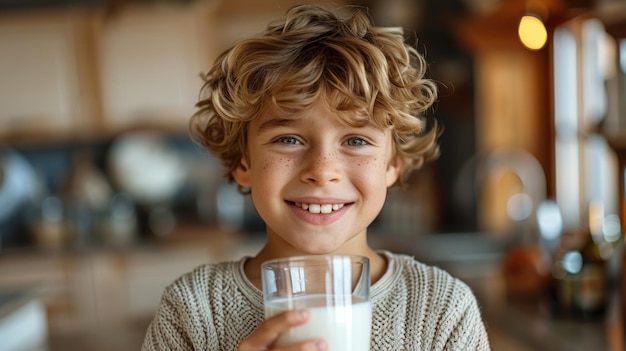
[190,4,440,188]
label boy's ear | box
[232,158,251,187]
[385,156,402,188]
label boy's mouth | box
[293,202,345,214]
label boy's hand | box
[238,309,327,351]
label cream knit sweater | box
[141,251,490,350]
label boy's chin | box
[290,242,354,256]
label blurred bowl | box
[107,132,187,205]
[0,148,40,223]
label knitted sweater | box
[141,251,490,350]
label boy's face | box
[233,100,400,256]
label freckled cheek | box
[350,157,391,187]
[258,156,296,174]
[353,157,388,171]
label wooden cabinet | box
[0,253,77,333]
[0,232,264,334]
[0,8,98,141]
[0,248,211,333]
[454,0,554,234]
[0,2,218,143]
[96,2,217,133]
[0,248,213,334]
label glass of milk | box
[261,255,371,351]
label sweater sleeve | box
[140,261,263,351]
[141,285,198,351]
[141,266,224,351]
[441,283,491,351]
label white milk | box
[265,295,372,351]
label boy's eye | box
[277,136,301,145]
[346,137,369,147]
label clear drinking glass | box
[261,255,371,350]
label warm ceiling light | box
[518,14,547,50]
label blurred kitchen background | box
[1,0,626,350]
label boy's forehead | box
[255,102,374,130]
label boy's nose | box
[299,149,342,185]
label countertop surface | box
[0,288,48,351]
[374,231,625,351]
[3,229,624,351]
[0,288,36,319]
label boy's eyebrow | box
[256,118,298,133]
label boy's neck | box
[243,246,388,290]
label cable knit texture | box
[141,251,490,351]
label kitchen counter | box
[0,289,48,351]
[373,231,625,351]
[483,296,620,351]
[2,228,624,350]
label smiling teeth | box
[295,202,344,214]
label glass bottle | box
[574,202,608,318]
[551,201,609,319]
[550,230,577,316]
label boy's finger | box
[238,309,310,350]
[274,339,328,351]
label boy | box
[142,4,490,350]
